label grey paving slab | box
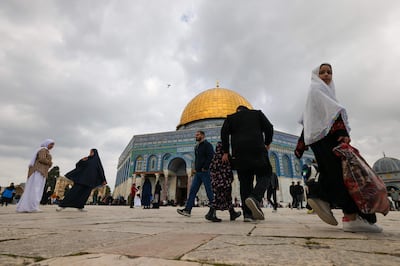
[0,204,399,265]
[88,232,216,259]
[37,254,213,266]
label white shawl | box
[29,139,55,167]
[299,66,350,145]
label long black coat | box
[65,149,107,189]
[221,109,273,170]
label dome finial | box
[216,80,219,88]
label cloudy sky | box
[1,1,400,190]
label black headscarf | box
[65,148,107,188]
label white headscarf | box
[299,65,350,145]
[29,139,55,167]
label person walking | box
[294,181,305,209]
[1,182,16,206]
[152,180,162,209]
[141,177,152,209]
[221,105,274,222]
[134,186,141,207]
[266,172,279,212]
[209,142,242,221]
[57,149,107,212]
[295,63,382,232]
[177,131,219,222]
[289,181,296,209]
[129,183,138,208]
[16,139,55,213]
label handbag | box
[333,143,390,215]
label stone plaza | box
[1,205,399,265]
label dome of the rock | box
[177,87,252,129]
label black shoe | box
[177,208,191,217]
[229,208,242,221]
[245,197,264,220]
[205,207,222,222]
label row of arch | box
[116,150,312,187]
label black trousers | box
[311,137,377,223]
[310,136,359,214]
[238,167,270,217]
[266,186,277,210]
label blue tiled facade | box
[113,122,314,205]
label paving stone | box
[0,205,398,265]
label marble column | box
[186,168,193,198]
[163,169,169,201]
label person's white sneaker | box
[56,207,65,212]
[307,198,338,226]
[342,216,383,233]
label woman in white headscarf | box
[295,63,381,233]
[16,139,55,213]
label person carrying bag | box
[333,143,390,215]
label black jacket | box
[194,140,214,172]
[221,109,273,155]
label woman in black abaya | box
[57,149,107,211]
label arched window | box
[294,158,301,176]
[282,155,293,177]
[148,156,157,171]
[135,156,144,172]
[269,153,279,175]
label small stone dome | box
[373,157,400,174]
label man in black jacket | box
[221,105,273,222]
[177,131,220,221]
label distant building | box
[373,156,400,190]
[113,85,314,205]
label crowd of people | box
[3,63,396,234]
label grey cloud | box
[1,1,400,188]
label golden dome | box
[178,87,253,128]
